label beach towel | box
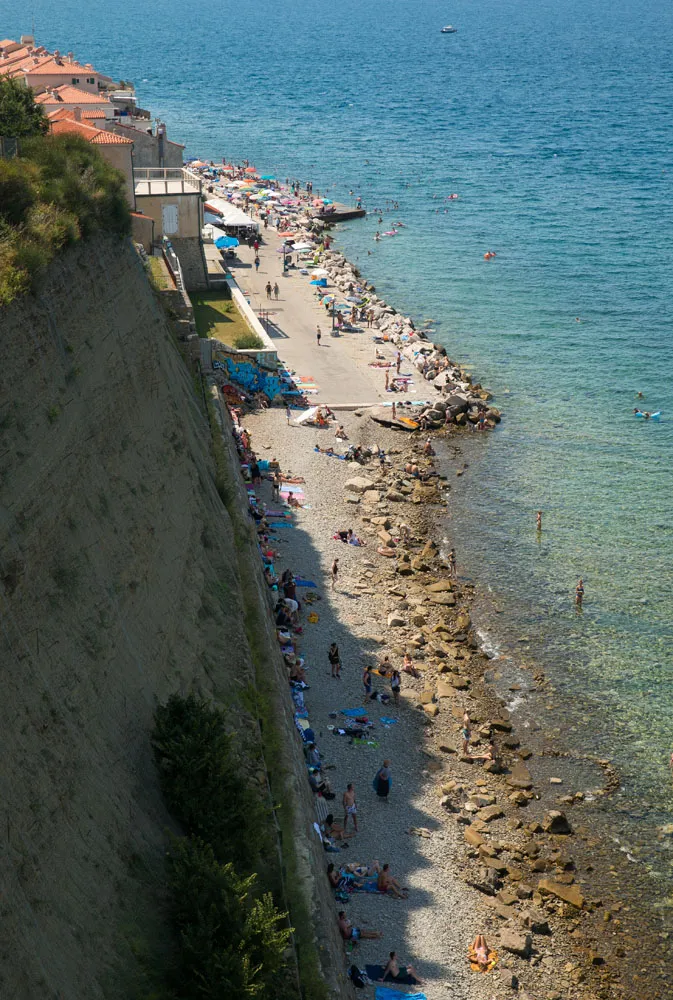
[307,612,319,623]
[295,578,317,588]
[352,876,383,894]
[271,522,296,529]
[371,972,425,990]
[353,738,379,749]
[468,946,498,973]
[380,717,398,726]
[340,708,367,718]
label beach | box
[215,198,664,999]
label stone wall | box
[171,235,209,290]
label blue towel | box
[341,708,367,717]
[380,717,398,726]
[295,578,317,588]
[272,522,296,529]
[375,987,426,1000]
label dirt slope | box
[0,237,272,998]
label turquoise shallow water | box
[12,0,673,881]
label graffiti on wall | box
[212,348,284,400]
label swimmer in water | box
[536,510,542,531]
[633,408,642,415]
[575,578,584,605]
[636,391,644,399]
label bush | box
[0,133,131,306]
[168,837,292,1000]
[234,331,266,350]
[152,693,269,871]
[0,77,48,138]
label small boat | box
[441,25,457,33]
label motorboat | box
[441,25,457,33]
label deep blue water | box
[10,0,673,882]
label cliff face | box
[0,238,339,998]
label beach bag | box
[335,890,349,903]
[348,965,367,989]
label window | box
[87,77,94,84]
[71,77,79,84]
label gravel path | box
[246,409,508,1000]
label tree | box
[0,77,48,138]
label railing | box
[133,167,201,195]
[161,237,185,292]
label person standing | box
[316,325,322,347]
[331,557,339,590]
[448,548,457,579]
[396,351,401,374]
[390,668,401,707]
[254,255,260,272]
[266,281,272,299]
[461,711,471,755]
[373,760,391,800]
[362,664,373,699]
[536,510,543,531]
[343,783,358,834]
[286,404,292,425]
[328,642,341,679]
[274,282,280,299]
[575,578,584,606]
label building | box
[49,111,135,208]
[22,51,103,93]
[35,85,113,117]
[101,120,184,169]
[134,168,208,290]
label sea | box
[11,0,673,942]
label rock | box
[499,928,532,959]
[396,561,413,576]
[483,896,516,920]
[464,826,485,848]
[438,744,456,754]
[345,495,360,504]
[386,489,406,502]
[411,613,427,627]
[363,490,381,503]
[424,703,439,717]
[509,791,529,806]
[387,612,406,627]
[520,907,551,935]
[480,856,508,875]
[370,515,391,528]
[430,592,456,606]
[411,557,431,572]
[447,672,469,689]
[497,890,519,906]
[550,777,563,784]
[344,476,376,493]
[435,679,456,699]
[537,879,584,909]
[378,529,394,546]
[454,610,471,631]
[471,793,496,807]
[419,690,435,704]
[506,763,533,790]
[542,811,573,835]
[477,805,505,823]
[426,579,453,593]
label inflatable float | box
[635,410,662,420]
[377,546,397,557]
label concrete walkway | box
[228,230,389,407]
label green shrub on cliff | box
[0,133,130,306]
[168,836,292,1000]
[0,77,48,138]
[151,693,269,871]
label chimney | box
[67,51,74,61]
[20,34,35,46]
[74,107,82,122]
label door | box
[162,203,179,235]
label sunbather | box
[380,952,422,983]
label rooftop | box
[50,115,133,144]
[35,84,110,105]
[134,167,201,196]
[26,56,97,76]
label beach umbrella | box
[310,268,329,277]
[321,294,335,303]
[310,278,328,287]
[244,166,258,174]
[346,296,362,303]
[215,235,239,249]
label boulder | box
[435,679,455,699]
[363,490,381,504]
[499,928,532,959]
[430,592,456,606]
[411,613,427,627]
[424,703,439,717]
[344,476,376,493]
[520,908,551,935]
[387,612,406,627]
[542,810,572,835]
[537,879,584,909]
[506,763,533,791]
[426,579,453,593]
[421,539,438,560]
[386,489,406,502]
[378,529,394,547]
[477,804,505,823]
[454,610,471,631]
[464,826,486,848]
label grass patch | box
[191,292,254,347]
[147,255,173,291]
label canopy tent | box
[203,223,228,242]
[205,198,259,231]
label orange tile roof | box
[50,117,133,144]
[35,84,109,104]
[27,57,97,76]
[0,39,17,47]
[83,109,106,120]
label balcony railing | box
[134,167,201,196]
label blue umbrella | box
[215,235,239,249]
[310,278,328,287]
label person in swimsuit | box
[374,760,391,799]
[390,669,401,707]
[575,578,584,605]
[362,665,373,699]
[377,864,407,899]
[536,510,542,531]
[462,711,471,755]
[343,783,358,834]
[380,952,422,983]
[338,911,381,941]
[328,642,341,679]
[471,935,490,971]
[331,558,339,591]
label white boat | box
[441,25,457,33]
